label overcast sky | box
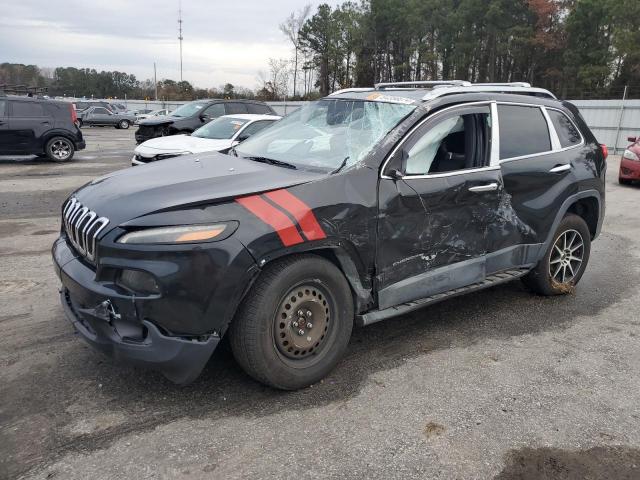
[0,0,341,89]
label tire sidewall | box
[46,137,75,162]
[244,257,353,389]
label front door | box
[85,107,113,126]
[376,103,504,309]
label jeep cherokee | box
[52,81,606,389]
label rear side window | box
[0,100,5,116]
[12,101,46,117]
[202,103,225,117]
[248,103,272,114]
[225,102,248,114]
[240,120,275,137]
[547,109,582,148]
[498,105,550,159]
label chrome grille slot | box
[62,197,109,262]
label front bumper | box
[619,157,640,180]
[53,239,220,384]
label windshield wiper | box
[244,156,297,170]
[331,156,350,174]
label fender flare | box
[43,130,79,150]
[537,189,602,261]
[225,241,374,331]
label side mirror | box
[200,114,209,122]
[387,148,409,179]
[628,136,637,143]
[236,133,251,142]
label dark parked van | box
[53,82,606,389]
[0,94,85,161]
[134,99,277,144]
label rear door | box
[7,100,51,152]
[377,103,504,309]
[497,103,585,247]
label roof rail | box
[329,87,374,96]
[472,82,532,88]
[422,84,556,101]
[375,80,471,90]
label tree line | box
[293,0,640,99]
[3,0,639,101]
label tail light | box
[600,144,608,160]
[69,103,78,124]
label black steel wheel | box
[522,214,591,295]
[230,255,353,390]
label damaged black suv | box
[52,81,606,389]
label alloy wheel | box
[549,229,584,284]
[51,140,71,160]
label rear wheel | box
[230,255,353,390]
[45,137,75,162]
[522,214,591,295]
[118,120,130,129]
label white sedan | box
[132,114,281,166]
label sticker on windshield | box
[231,121,244,125]
[366,93,415,105]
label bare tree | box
[279,4,312,97]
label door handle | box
[549,164,571,173]
[468,182,498,193]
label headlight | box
[117,223,235,244]
[623,149,639,161]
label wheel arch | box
[222,245,374,336]
[538,190,602,261]
[43,131,79,150]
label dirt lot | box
[1,128,639,480]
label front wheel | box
[45,137,75,162]
[230,255,353,390]
[522,214,591,295]
[118,120,130,129]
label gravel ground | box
[0,128,639,480]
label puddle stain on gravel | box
[495,446,640,480]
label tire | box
[230,254,354,390]
[118,120,130,129]
[522,214,591,295]
[619,177,631,185]
[45,137,75,162]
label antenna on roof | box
[178,0,184,83]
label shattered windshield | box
[235,99,415,171]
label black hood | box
[73,152,324,229]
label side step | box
[356,268,530,327]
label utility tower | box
[178,0,183,82]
